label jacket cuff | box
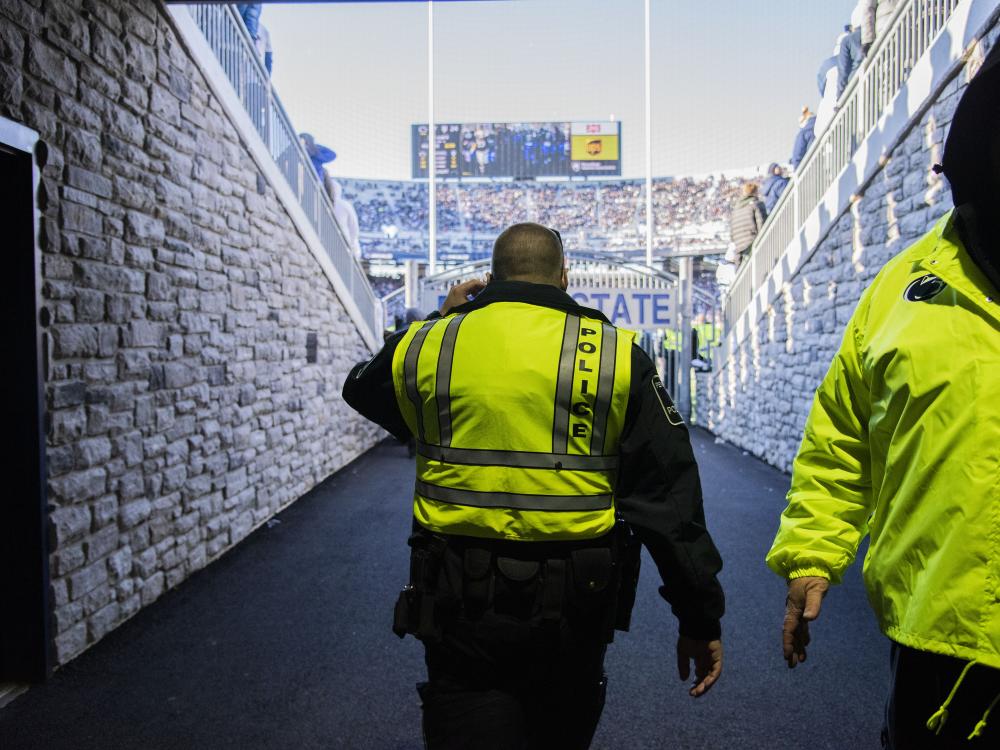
[678,618,722,641]
[787,566,831,581]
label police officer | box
[767,42,1000,748]
[343,223,724,749]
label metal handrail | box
[724,0,961,333]
[186,4,383,343]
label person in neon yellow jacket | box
[767,40,1000,748]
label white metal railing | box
[187,4,383,342]
[724,0,962,332]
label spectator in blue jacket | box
[837,24,865,98]
[236,4,262,40]
[790,107,816,170]
[300,133,337,179]
[761,163,790,213]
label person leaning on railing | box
[728,182,766,268]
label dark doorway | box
[0,123,51,683]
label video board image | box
[412,122,621,179]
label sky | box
[264,0,857,180]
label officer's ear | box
[560,265,569,291]
[484,271,492,286]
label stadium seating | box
[343,174,752,263]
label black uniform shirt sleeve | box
[342,331,411,442]
[616,344,725,640]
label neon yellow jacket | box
[767,211,1000,669]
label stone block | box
[73,289,105,322]
[51,381,87,409]
[50,507,92,551]
[85,523,118,563]
[119,497,152,529]
[107,292,145,323]
[140,571,165,606]
[125,244,155,269]
[64,128,102,169]
[53,542,86,578]
[51,406,87,444]
[49,466,106,503]
[76,262,147,294]
[0,60,22,107]
[89,19,125,69]
[52,578,70,608]
[62,203,103,236]
[117,471,146,503]
[48,444,76,477]
[114,431,144,468]
[123,36,156,85]
[149,514,173,545]
[899,208,928,238]
[68,559,108,599]
[163,362,196,389]
[124,10,157,45]
[106,105,143,146]
[0,15,25,63]
[134,547,157,579]
[54,621,87,664]
[149,85,180,125]
[27,38,77,95]
[75,436,113,468]
[93,494,119,527]
[106,546,132,582]
[125,211,165,245]
[88,601,120,641]
[162,464,187,493]
[143,433,167,459]
[124,320,166,348]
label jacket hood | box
[941,42,1000,206]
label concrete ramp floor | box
[0,428,887,749]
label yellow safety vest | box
[392,301,635,542]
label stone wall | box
[703,20,998,473]
[0,0,383,665]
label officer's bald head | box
[491,223,566,286]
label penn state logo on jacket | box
[903,274,947,302]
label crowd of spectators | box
[341,173,751,262]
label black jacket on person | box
[342,280,725,640]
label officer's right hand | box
[676,636,722,697]
[782,575,829,668]
[439,277,487,316]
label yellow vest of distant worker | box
[391,302,635,542]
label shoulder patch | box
[652,376,684,426]
[904,274,947,302]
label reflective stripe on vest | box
[391,302,634,542]
[416,442,619,471]
[415,480,612,512]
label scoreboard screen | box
[412,121,621,179]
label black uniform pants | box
[419,636,607,750]
[883,642,1000,749]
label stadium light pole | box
[428,0,437,275]
[644,0,653,267]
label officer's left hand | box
[676,636,723,697]
[439,278,487,316]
